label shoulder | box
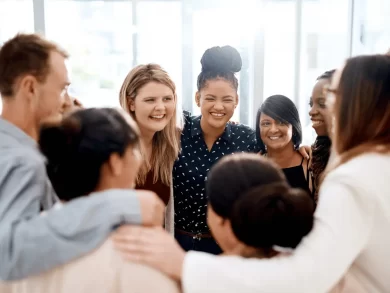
[328,153,389,179]
[181,111,201,134]
[228,123,259,151]
[0,147,45,175]
[323,153,390,198]
[229,122,256,137]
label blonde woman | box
[119,64,181,234]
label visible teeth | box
[269,136,280,140]
[312,121,323,126]
[151,115,164,119]
[211,113,224,117]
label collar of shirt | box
[190,115,232,143]
[0,117,37,149]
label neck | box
[266,142,297,167]
[1,99,38,141]
[200,117,225,141]
[224,243,269,259]
[139,126,156,164]
[139,126,155,147]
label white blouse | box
[182,153,390,293]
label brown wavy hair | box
[119,64,181,186]
[329,54,390,169]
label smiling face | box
[309,78,331,136]
[130,81,175,136]
[259,113,293,151]
[196,79,238,131]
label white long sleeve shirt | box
[183,153,390,293]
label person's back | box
[1,236,180,293]
[324,152,390,292]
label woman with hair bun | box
[172,45,259,254]
[206,153,314,258]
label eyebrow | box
[205,95,234,98]
[142,95,173,100]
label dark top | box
[136,170,170,206]
[173,112,259,233]
[282,156,312,197]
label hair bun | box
[230,182,314,249]
[200,45,242,73]
[39,117,82,165]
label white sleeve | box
[182,177,376,293]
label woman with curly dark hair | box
[309,69,335,202]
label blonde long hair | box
[119,64,181,186]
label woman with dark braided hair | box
[309,69,335,202]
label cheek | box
[259,127,267,140]
[200,101,211,114]
[319,108,330,119]
[165,102,176,117]
[134,103,151,121]
[285,127,293,139]
[207,206,218,230]
[224,103,236,117]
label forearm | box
[182,181,374,293]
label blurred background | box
[1,0,389,143]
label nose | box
[62,93,73,113]
[213,101,224,111]
[155,99,165,111]
[269,123,279,133]
[309,106,318,116]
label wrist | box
[173,251,186,281]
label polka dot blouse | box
[173,112,260,233]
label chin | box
[147,125,167,134]
[266,142,288,151]
[40,113,63,125]
[208,118,229,129]
[313,126,328,136]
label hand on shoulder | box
[136,190,164,226]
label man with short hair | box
[0,33,163,280]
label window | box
[0,0,34,43]
[137,1,182,110]
[300,0,350,145]
[189,0,257,124]
[363,0,390,54]
[263,0,296,101]
[45,0,133,108]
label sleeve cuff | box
[104,189,142,226]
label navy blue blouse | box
[173,112,259,233]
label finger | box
[112,227,161,245]
[114,225,154,240]
[121,252,150,265]
[113,241,148,255]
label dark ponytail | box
[39,108,140,201]
[207,153,314,251]
[231,182,314,250]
